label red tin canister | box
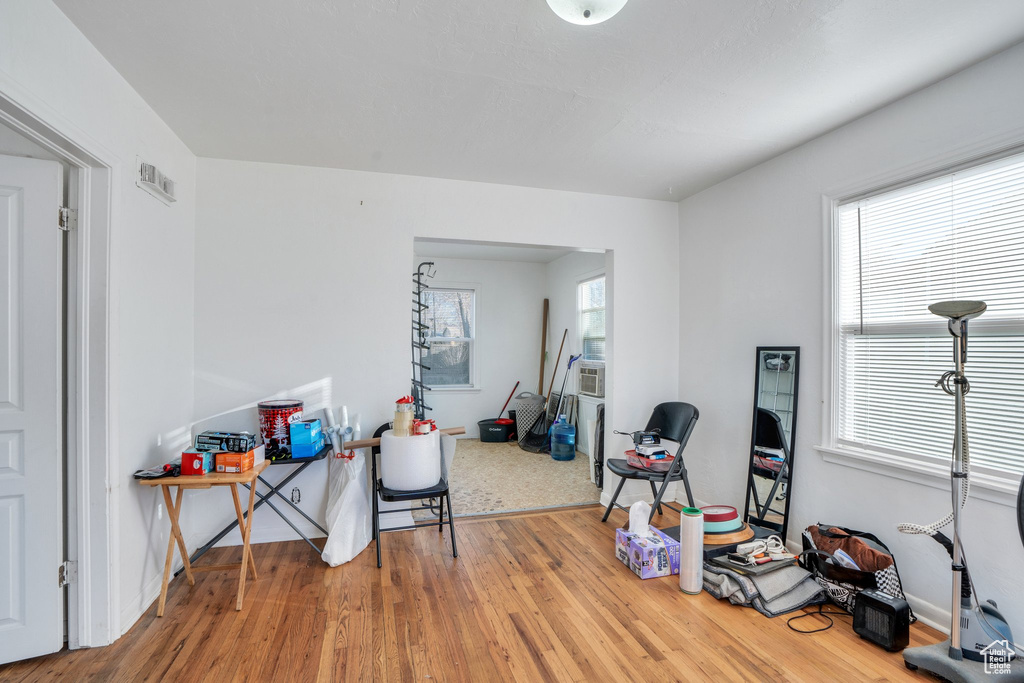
[258,400,304,455]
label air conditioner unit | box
[578,363,605,398]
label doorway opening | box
[410,238,610,518]
[0,92,115,657]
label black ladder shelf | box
[412,262,435,419]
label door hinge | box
[58,561,77,588]
[58,206,77,232]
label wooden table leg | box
[236,480,258,610]
[230,483,258,581]
[164,486,195,586]
[157,486,194,617]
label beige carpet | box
[414,438,601,519]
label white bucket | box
[379,429,441,490]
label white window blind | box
[422,288,475,387]
[578,276,606,362]
[836,151,1024,478]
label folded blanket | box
[703,562,825,617]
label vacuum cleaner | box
[899,300,1022,680]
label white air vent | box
[136,157,177,204]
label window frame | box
[421,283,480,392]
[577,273,607,365]
[818,143,1024,507]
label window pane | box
[579,277,605,309]
[422,340,471,386]
[423,289,474,338]
[836,151,1024,476]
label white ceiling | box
[414,239,578,263]
[56,0,1024,201]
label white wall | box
[677,42,1024,633]
[193,157,679,545]
[409,256,546,439]
[0,1,197,640]
[543,251,606,395]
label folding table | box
[182,443,332,572]
[138,460,268,616]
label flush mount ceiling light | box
[546,0,628,25]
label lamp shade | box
[546,0,628,25]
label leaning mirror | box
[744,347,800,542]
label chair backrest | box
[644,402,699,479]
[644,402,699,445]
[754,407,789,458]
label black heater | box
[853,588,911,652]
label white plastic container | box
[379,429,441,490]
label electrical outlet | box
[291,487,301,504]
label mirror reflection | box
[745,347,799,541]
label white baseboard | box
[119,571,164,637]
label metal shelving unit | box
[411,262,435,420]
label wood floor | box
[0,505,941,682]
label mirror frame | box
[744,345,800,543]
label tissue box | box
[180,449,215,476]
[289,419,322,445]
[291,433,326,459]
[628,527,681,579]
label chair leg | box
[679,467,696,508]
[438,495,445,534]
[446,492,457,558]
[650,478,672,523]
[373,487,382,569]
[602,476,626,522]
[648,481,664,516]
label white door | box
[0,154,63,664]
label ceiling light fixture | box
[546,0,628,25]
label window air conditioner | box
[578,363,605,398]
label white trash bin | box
[379,429,441,490]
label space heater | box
[853,588,911,652]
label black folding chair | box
[370,424,457,569]
[601,402,699,523]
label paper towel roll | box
[679,507,704,595]
[380,429,441,490]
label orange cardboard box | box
[215,449,254,473]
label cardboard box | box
[195,430,257,453]
[615,528,638,566]
[618,527,680,579]
[291,433,325,459]
[289,419,322,445]
[215,448,255,473]
[181,449,215,476]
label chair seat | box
[606,458,679,481]
[377,477,449,502]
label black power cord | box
[1018,474,1024,552]
[786,604,853,634]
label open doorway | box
[411,238,608,517]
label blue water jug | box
[550,415,575,461]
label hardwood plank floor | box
[0,505,942,682]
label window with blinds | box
[578,276,606,363]
[835,151,1024,478]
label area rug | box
[412,438,601,519]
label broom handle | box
[546,329,567,407]
[498,381,520,418]
[341,426,466,451]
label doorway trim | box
[0,76,118,648]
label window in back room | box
[422,287,476,388]
[578,275,606,363]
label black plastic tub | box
[478,418,513,442]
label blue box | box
[289,419,323,445]
[291,433,326,459]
